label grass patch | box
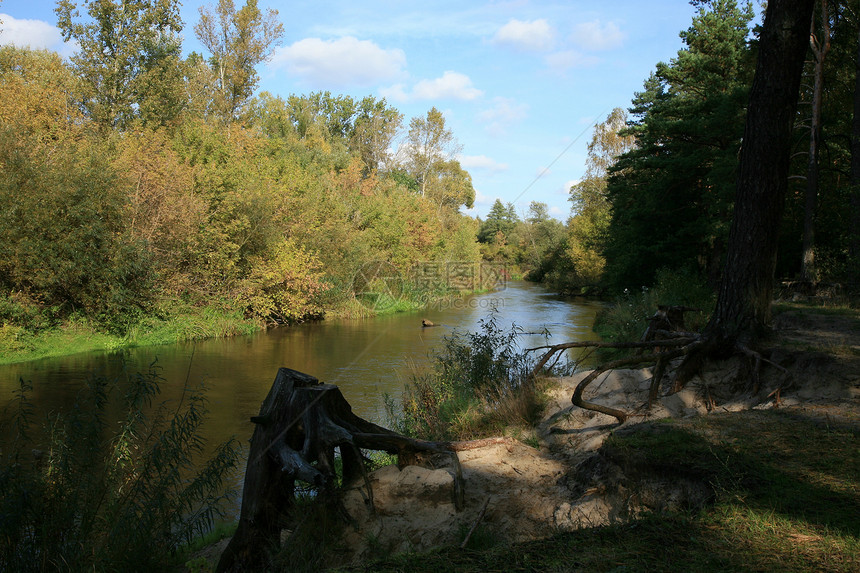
[346,409,860,572]
[0,303,263,366]
[772,302,860,318]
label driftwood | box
[217,368,465,573]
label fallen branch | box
[461,498,491,549]
[527,338,695,378]
[570,344,700,423]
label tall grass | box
[387,312,571,442]
[0,365,239,571]
[0,302,263,366]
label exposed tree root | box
[528,305,791,424]
[528,338,701,423]
[218,368,465,573]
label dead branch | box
[461,498,491,549]
[570,344,700,423]
[527,338,696,378]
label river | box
[1,281,601,509]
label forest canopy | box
[545,0,858,299]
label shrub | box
[0,365,239,571]
[387,311,568,441]
[593,267,715,357]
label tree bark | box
[704,0,815,349]
[801,0,831,282]
[851,22,860,283]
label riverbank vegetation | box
[387,313,567,443]
[0,0,489,365]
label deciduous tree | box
[55,0,184,128]
[402,107,461,197]
[194,0,283,122]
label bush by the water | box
[387,312,572,442]
[0,366,239,571]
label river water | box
[1,281,601,500]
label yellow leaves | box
[0,46,85,142]
[112,130,205,288]
[567,240,606,285]
[239,238,328,323]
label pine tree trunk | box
[704,0,815,348]
[851,24,860,284]
[801,0,831,282]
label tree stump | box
[217,368,464,572]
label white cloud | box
[459,154,509,173]
[412,71,483,101]
[492,18,555,52]
[272,36,406,88]
[571,20,625,51]
[478,97,528,136]
[549,205,565,218]
[544,49,600,72]
[0,14,63,51]
[383,71,482,102]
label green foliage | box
[478,199,519,245]
[0,367,239,571]
[0,46,83,141]
[194,0,284,122]
[0,44,485,364]
[604,1,755,290]
[0,127,155,333]
[593,267,715,355]
[546,108,635,292]
[387,312,558,441]
[55,0,185,128]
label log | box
[217,368,465,572]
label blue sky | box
[1,1,716,220]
